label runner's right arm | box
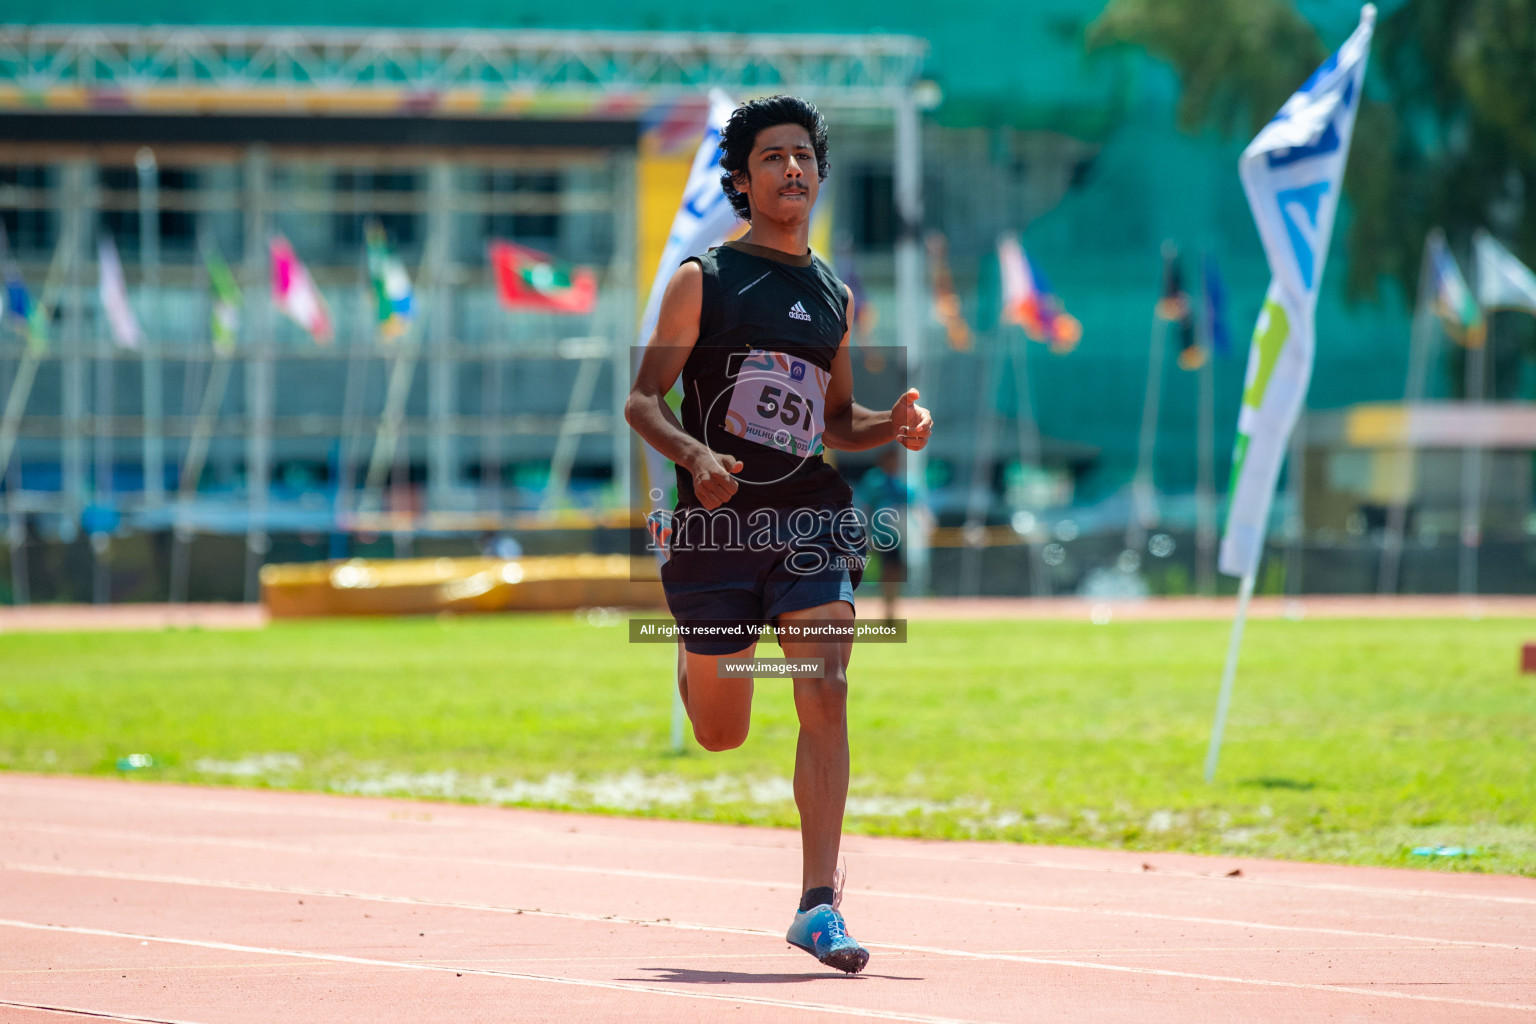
[625,262,744,510]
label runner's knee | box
[795,667,848,730]
[693,719,750,751]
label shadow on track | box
[628,966,923,985]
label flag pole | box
[1458,321,1488,595]
[1378,236,1437,594]
[1128,280,1168,553]
[94,237,116,605]
[1195,256,1217,596]
[5,437,26,605]
[959,329,1002,596]
[1010,326,1051,597]
[1205,568,1256,782]
[1283,417,1306,597]
[169,348,232,603]
[1196,354,1217,594]
[136,147,166,512]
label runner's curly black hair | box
[718,95,830,222]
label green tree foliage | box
[1087,0,1536,313]
[1088,0,1326,137]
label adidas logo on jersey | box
[788,301,812,322]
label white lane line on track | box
[4,782,1533,908]
[0,998,208,1024]
[0,919,990,1024]
[4,909,1534,1017]
[6,859,1529,988]
[6,829,1531,954]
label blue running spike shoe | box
[786,902,869,973]
[786,866,868,974]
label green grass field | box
[2,613,1532,875]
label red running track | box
[1,774,1532,1023]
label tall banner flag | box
[270,236,333,344]
[1472,230,1536,315]
[636,89,738,525]
[1219,5,1375,580]
[366,220,415,339]
[1207,4,1375,784]
[632,90,737,756]
[97,236,142,350]
[202,238,242,355]
[637,90,738,360]
[489,240,597,315]
[998,232,1081,354]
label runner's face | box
[737,123,819,225]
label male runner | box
[625,95,932,974]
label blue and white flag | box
[637,89,738,506]
[637,89,738,351]
[1220,5,1375,578]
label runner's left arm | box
[823,285,933,452]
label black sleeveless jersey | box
[675,241,853,510]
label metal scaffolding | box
[1,149,658,593]
[0,26,927,112]
[0,24,931,604]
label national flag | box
[269,235,333,344]
[366,219,414,339]
[1157,243,1203,370]
[927,232,972,352]
[1201,253,1232,358]
[1424,229,1483,347]
[97,235,142,350]
[1221,4,1374,579]
[998,232,1081,354]
[489,240,597,315]
[202,238,242,355]
[1473,229,1536,316]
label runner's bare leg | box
[778,600,855,893]
[680,643,758,751]
[676,641,689,711]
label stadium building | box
[5,2,1527,603]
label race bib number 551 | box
[723,349,828,458]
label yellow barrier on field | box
[259,555,664,618]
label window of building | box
[331,170,421,251]
[484,171,562,247]
[851,165,896,251]
[0,165,57,255]
[97,165,200,256]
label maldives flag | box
[489,240,597,315]
[269,235,333,344]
